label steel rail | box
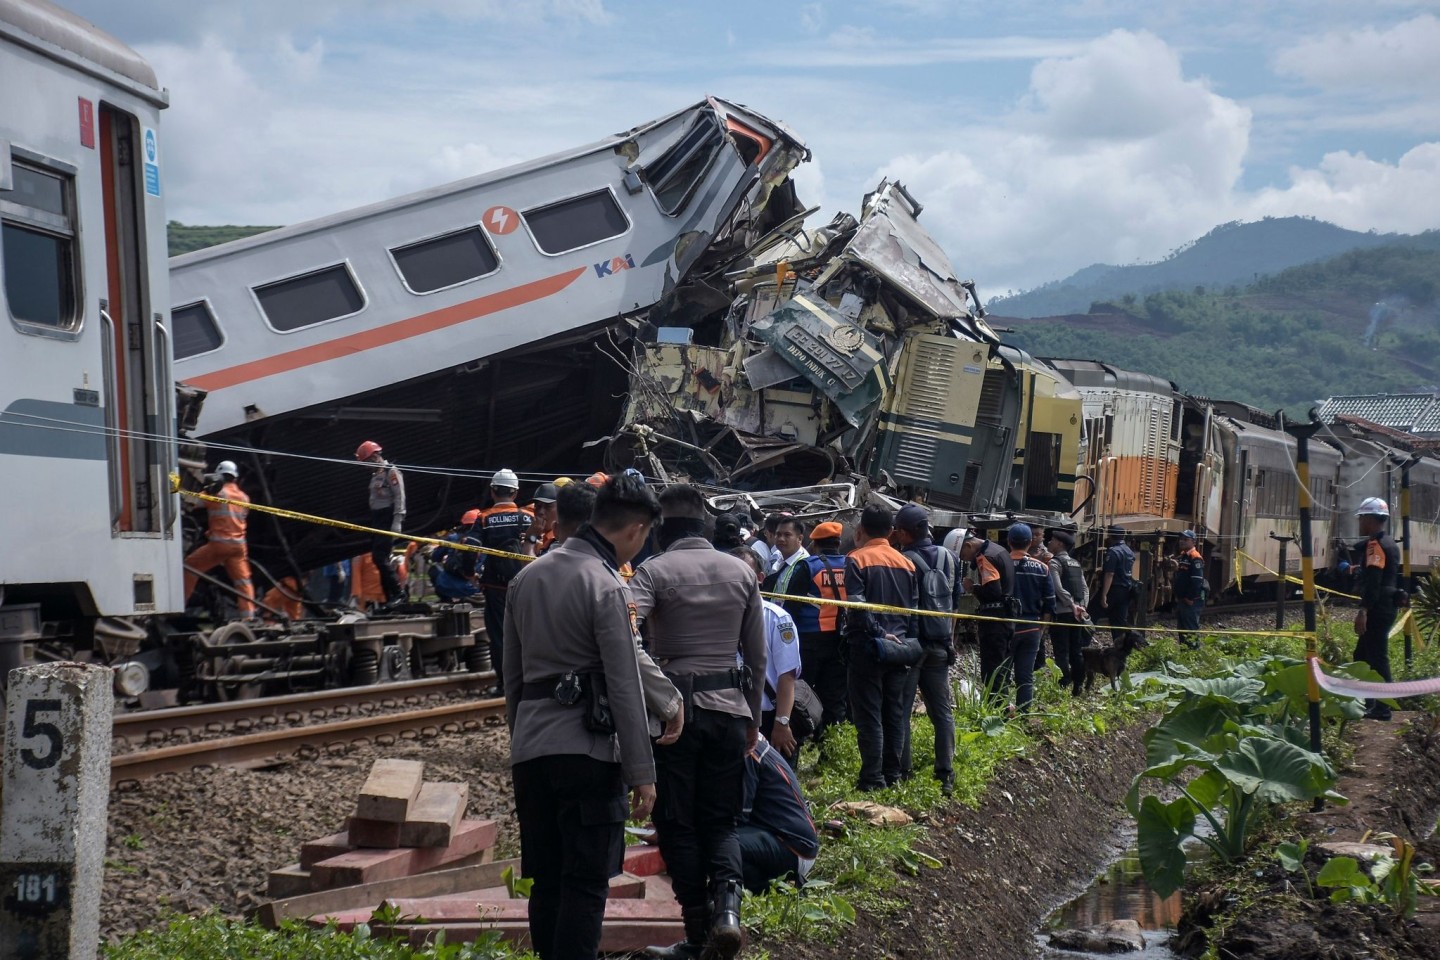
[112,672,496,743]
[110,697,507,786]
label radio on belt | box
[1,663,113,960]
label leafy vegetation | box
[167,221,278,257]
[104,915,532,960]
[1004,236,1440,414]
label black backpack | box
[904,546,957,643]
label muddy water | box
[1035,826,1209,959]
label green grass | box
[104,915,536,960]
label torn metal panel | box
[839,180,999,343]
[749,292,884,427]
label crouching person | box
[737,733,820,894]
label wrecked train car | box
[170,98,809,573]
[607,180,1085,520]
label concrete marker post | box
[0,663,113,960]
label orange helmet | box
[461,508,480,526]
[585,471,609,489]
[355,440,382,460]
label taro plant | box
[1126,663,1349,898]
[1318,834,1440,918]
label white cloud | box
[879,30,1253,291]
[1274,14,1440,93]
[1250,144,1440,233]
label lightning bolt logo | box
[484,205,519,235]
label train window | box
[523,189,629,255]
[645,113,723,215]
[1,162,79,331]
[253,263,365,332]
[390,226,499,294]
[171,301,224,358]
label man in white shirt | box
[766,515,808,588]
[731,548,801,764]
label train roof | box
[0,0,164,104]
[1038,357,1177,396]
[171,97,805,268]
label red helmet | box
[355,440,382,460]
[461,508,480,526]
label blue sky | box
[69,0,1440,293]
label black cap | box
[1049,529,1075,549]
[1106,525,1127,539]
[531,482,559,504]
[895,503,929,533]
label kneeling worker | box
[737,733,820,894]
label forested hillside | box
[1001,241,1440,415]
[167,222,277,257]
[990,218,1432,318]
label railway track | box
[110,675,506,785]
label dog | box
[1082,630,1139,692]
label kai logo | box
[594,254,636,278]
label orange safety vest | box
[208,482,250,543]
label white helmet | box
[215,460,239,479]
[1356,497,1390,518]
[491,468,519,490]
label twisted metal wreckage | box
[599,179,1083,531]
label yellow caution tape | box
[181,488,1304,639]
[1235,550,1360,602]
[179,489,536,564]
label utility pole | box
[1282,412,1324,811]
[1268,531,1293,631]
[1393,453,1421,667]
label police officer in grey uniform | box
[504,474,676,960]
[629,484,768,960]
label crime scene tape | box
[177,482,1304,639]
[1234,549,1360,602]
[1310,657,1440,699]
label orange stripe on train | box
[187,267,588,392]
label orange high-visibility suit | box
[262,576,306,622]
[183,481,256,617]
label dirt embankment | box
[1181,713,1440,960]
[771,723,1152,960]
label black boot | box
[704,880,743,960]
[645,906,709,959]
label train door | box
[98,105,167,536]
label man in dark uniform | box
[958,530,1016,704]
[472,468,532,697]
[630,485,767,960]
[503,474,672,960]
[1173,530,1207,643]
[1100,525,1137,648]
[1353,497,1401,721]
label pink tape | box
[1310,658,1440,699]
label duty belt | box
[665,668,746,693]
[520,677,568,701]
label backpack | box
[904,546,957,643]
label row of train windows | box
[1252,469,1335,518]
[171,188,632,359]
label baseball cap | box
[894,503,929,533]
[532,482,559,504]
[1007,522,1033,546]
[811,521,844,541]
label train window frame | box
[1,150,83,340]
[169,298,226,360]
[386,224,502,296]
[520,186,632,258]
[250,260,368,334]
[643,112,724,217]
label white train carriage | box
[1215,410,1340,592]
[1326,419,1440,578]
[172,98,807,438]
[1,0,179,677]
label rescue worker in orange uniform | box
[528,483,560,556]
[1173,530,1207,642]
[958,530,1016,705]
[183,460,256,618]
[470,468,532,697]
[261,576,306,622]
